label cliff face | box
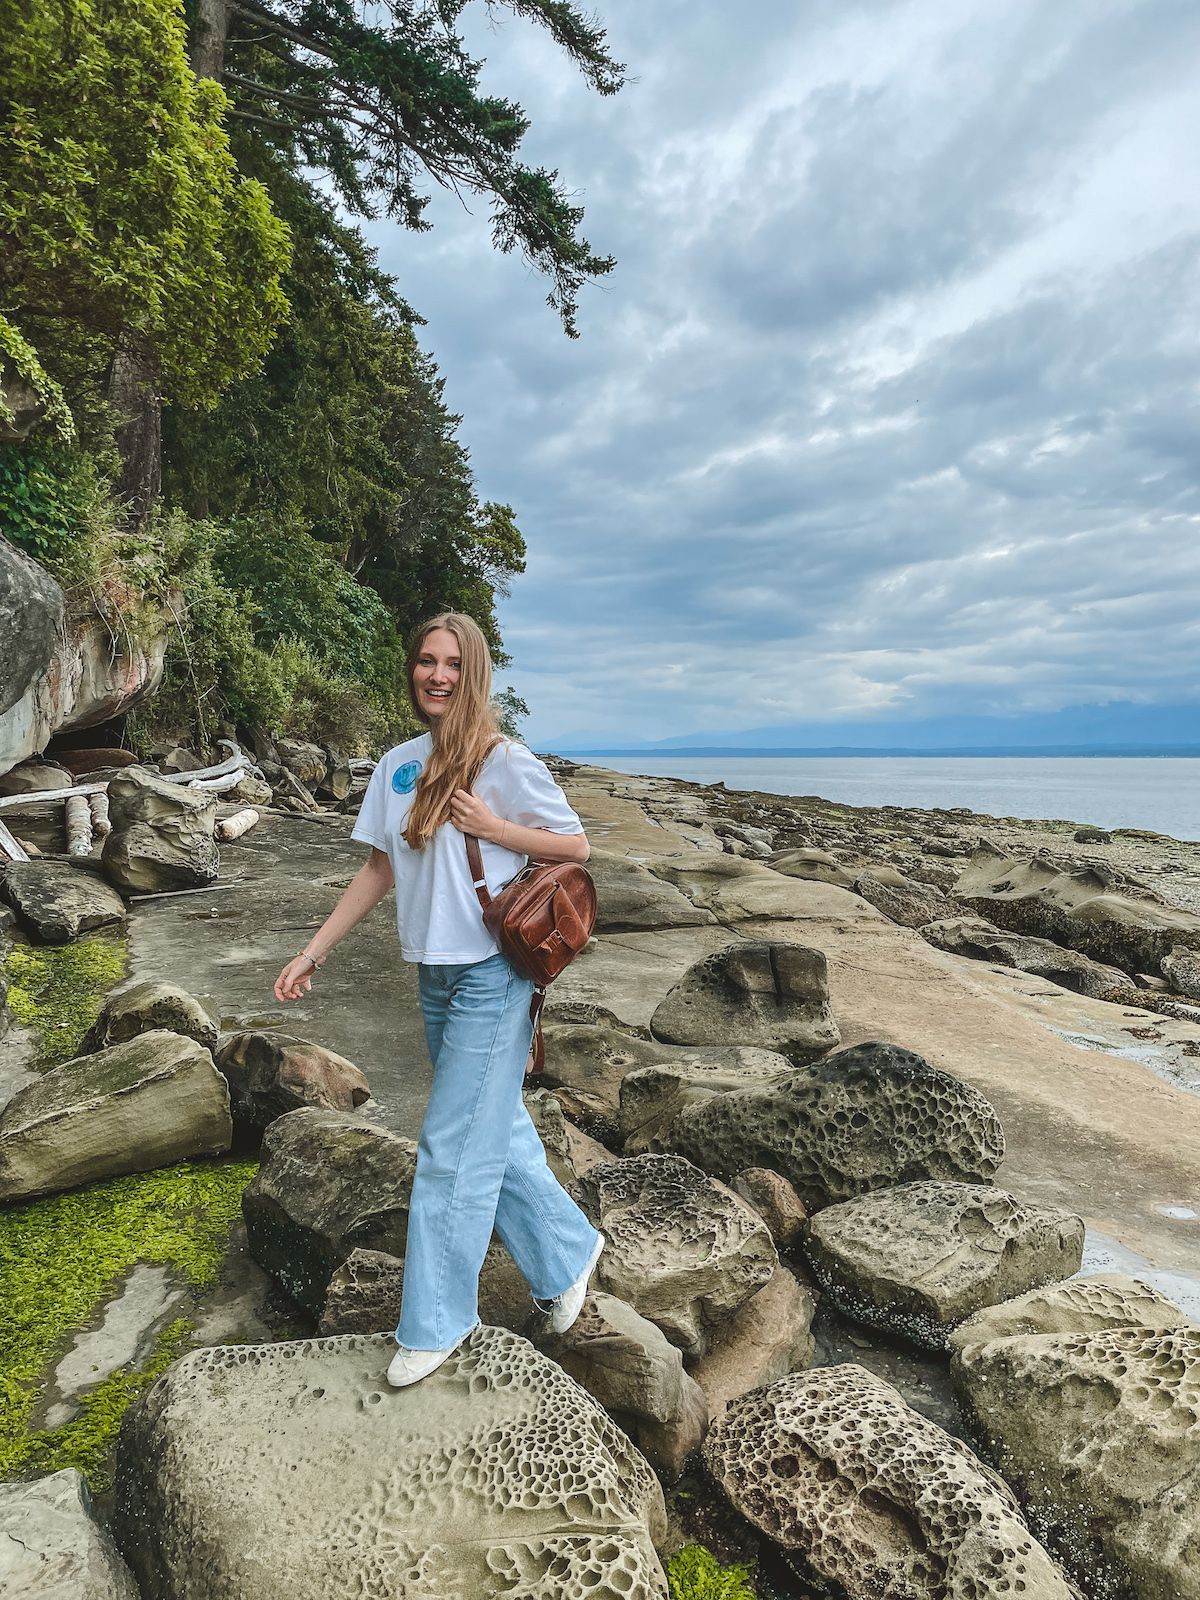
[0,539,170,775]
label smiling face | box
[411,627,462,720]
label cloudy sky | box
[367,0,1200,747]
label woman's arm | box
[274,847,395,1000]
[449,790,590,863]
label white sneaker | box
[386,1326,474,1388]
[544,1234,606,1336]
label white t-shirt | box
[351,733,585,964]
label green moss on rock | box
[667,1544,757,1600]
[0,1156,256,1484]
[3,936,126,1067]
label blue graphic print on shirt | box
[392,759,423,795]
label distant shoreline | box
[553,745,1200,759]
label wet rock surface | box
[953,1325,1200,1600]
[650,940,840,1057]
[0,1030,232,1200]
[663,1041,1006,1207]
[113,1326,670,1599]
[704,1364,1082,1600]
[804,1181,1085,1349]
[575,1153,777,1357]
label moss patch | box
[0,1156,257,1486]
[2,935,126,1067]
[667,1544,757,1599]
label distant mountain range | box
[549,703,1200,757]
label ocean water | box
[580,756,1200,840]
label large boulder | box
[948,1272,1195,1354]
[0,537,65,776]
[588,849,718,933]
[112,1327,669,1599]
[953,1326,1200,1600]
[215,1031,369,1144]
[730,1167,808,1250]
[242,1108,418,1316]
[543,1291,709,1478]
[1162,945,1200,1001]
[663,1041,1005,1207]
[854,869,953,927]
[921,916,1134,1000]
[574,1154,777,1357]
[275,738,327,789]
[804,1181,1085,1349]
[650,940,840,1059]
[0,861,126,943]
[0,760,75,795]
[955,842,1200,976]
[0,1031,232,1200]
[101,766,218,894]
[80,976,219,1053]
[619,1046,792,1155]
[703,1365,1081,1600]
[0,1467,140,1599]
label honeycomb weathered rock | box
[574,1154,777,1357]
[114,1326,669,1597]
[703,1364,1081,1600]
[80,977,220,1053]
[948,1271,1195,1355]
[803,1181,1084,1348]
[620,1048,791,1154]
[649,941,840,1059]
[662,1040,1005,1207]
[953,1326,1200,1600]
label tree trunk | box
[190,0,229,80]
[108,346,162,530]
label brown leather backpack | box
[464,833,597,1074]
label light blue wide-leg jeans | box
[395,952,602,1351]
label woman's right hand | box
[275,956,317,1002]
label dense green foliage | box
[0,0,290,407]
[0,0,620,746]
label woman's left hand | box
[450,789,504,842]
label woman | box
[273,612,604,1387]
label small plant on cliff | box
[667,1544,757,1600]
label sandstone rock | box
[953,1326,1200,1600]
[854,870,953,927]
[588,849,718,933]
[804,1181,1085,1349]
[276,738,328,789]
[317,746,352,802]
[575,1154,777,1357]
[0,1031,232,1200]
[0,760,76,795]
[1162,945,1200,1002]
[101,767,218,893]
[215,1031,369,1143]
[524,1086,579,1185]
[650,941,840,1059]
[620,1046,792,1155]
[664,1040,1005,1207]
[948,1271,1195,1355]
[544,1290,708,1478]
[691,1263,816,1418]
[80,976,218,1053]
[562,1122,612,1177]
[651,850,872,924]
[226,771,273,807]
[955,841,1200,976]
[766,847,855,888]
[242,1108,417,1316]
[112,1326,669,1599]
[730,1167,808,1249]
[0,860,126,942]
[921,915,1135,1000]
[704,1365,1081,1600]
[318,1244,538,1339]
[1074,826,1112,844]
[160,745,204,774]
[0,1467,140,1599]
[0,539,64,776]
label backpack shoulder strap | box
[464,833,491,912]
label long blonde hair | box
[403,612,502,849]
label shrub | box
[666,1545,757,1600]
